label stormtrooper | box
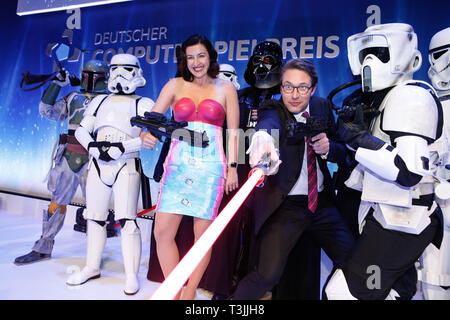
[418,27,450,300]
[218,63,240,90]
[14,59,109,266]
[325,23,445,300]
[66,53,154,295]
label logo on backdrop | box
[59,5,382,66]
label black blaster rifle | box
[130,111,210,148]
[327,78,380,123]
[286,116,331,140]
[20,43,80,91]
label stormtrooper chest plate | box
[94,95,140,138]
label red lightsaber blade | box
[149,168,264,300]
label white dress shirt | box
[288,105,325,195]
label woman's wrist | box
[227,162,238,168]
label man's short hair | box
[280,59,318,88]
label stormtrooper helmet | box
[347,23,422,92]
[428,27,450,93]
[218,64,240,90]
[81,59,108,93]
[108,54,146,94]
[244,41,282,89]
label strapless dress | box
[156,97,226,220]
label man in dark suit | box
[232,58,355,300]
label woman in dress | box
[143,34,239,299]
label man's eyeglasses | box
[281,83,312,95]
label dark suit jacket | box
[251,96,348,235]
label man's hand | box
[247,131,282,176]
[310,132,329,155]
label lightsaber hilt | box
[249,152,272,187]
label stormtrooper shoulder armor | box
[382,84,439,142]
[137,97,155,117]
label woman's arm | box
[224,81,240,195]
[141,78,178,149]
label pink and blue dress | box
[156,97,227,220]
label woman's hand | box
[141,131,159,149]
[225,167,238,195]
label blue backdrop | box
[0,0,449,200]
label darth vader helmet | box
[244,41,282,89]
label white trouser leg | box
[121,220,141,295]
[67,220,106,285]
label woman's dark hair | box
[177,34,219,82]
[280,58,318,88]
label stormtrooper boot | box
[67,219,106,286]
[15,208,65,265]
[121,220,142,295]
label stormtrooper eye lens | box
[433,49,448,60]
[222,72,232,78]
[125,67,134,72]
[359,47,390,64]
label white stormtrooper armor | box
[326,23,444,300]
[67,54,154,295]
[418,27,450,300]
[356,81,440,234]
[108,53,146,94]
[218,63,240,90]
[345,24,441,234]
[428,27,450,95]
[347,23,422,92]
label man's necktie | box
[302,112,318,213]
